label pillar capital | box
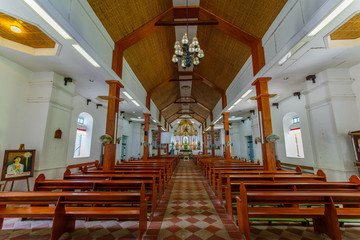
[105,80,124,88]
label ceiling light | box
[72,44,100,67]
[308,0,354,37]
[132,111,135,113]
[24,0,72,40]
[123,91,133,100]
[132,100,140,107]
[130,117,144,122]
[234,98,242,105]
[171,0,204,69]
[241,89,253,99]
[278,51,291,65]
[229,116,243,121]
[138,116,141,119]
[228,105,234,111]
[10,26,21,33]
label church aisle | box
[144,160,244,240]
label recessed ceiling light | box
[123,91,133,100]
[72,44,100,67]
[132,100,140,107]
[308,0,354,37]
[24,0,72,39]
[10,26,21,33]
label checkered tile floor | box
[2,160,360,239]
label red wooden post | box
[103,80,124,170]
[252,77,276,171]
[204,129,208,156]
[211,125,215,156]
[223,112,231,160]
[143,113,151,160]
[157,125,161,156]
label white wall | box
[350,63,360,121]
[0,57,32,190]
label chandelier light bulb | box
[174,41,180,48]
[175,46,181,56]
[198,49,204,58]
[195,45,200,52]
[189,44,195,53]
[193,57,200,65]
[172,54,178,63]
[181,33,189,45]
[192,37,199,46]
[181,59,186,68]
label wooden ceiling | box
[330,13,360,40]
[87,0,288,124]
[0,12,55,48]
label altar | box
[173,119,201,160]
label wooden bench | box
[226,175,360,219]
[34,174,157,216]
[216,170,326,203]
[210,167,296,191]
[236,182,360,240]
[66,160,100,173]
[0,187,147,240]
[63,172,162,200]
[81,168,165,196]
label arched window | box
[283,112,305,158]
[74,112,93,158]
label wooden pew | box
[0,186,147,240]
[81,168,165,196]
[66,160,99,173]
[34,174,157,215]
[226,175,360,219]
[236,182,360,240]
[63,172,162,200]
[217,168,317,203]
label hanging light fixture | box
[171,0,204,69]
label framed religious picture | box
[1,149,36,181]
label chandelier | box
[171,0,204,69]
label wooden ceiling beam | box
[199,6,265,75]
[112,7,174,78]
[172,7,199,19]
[155,20,218,26]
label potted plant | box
[99,134,112,144]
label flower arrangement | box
[143,141,149,147]
[266,134,280,143]
[254,137,261,144]
[99,134,112,144]
[226,142,231,146]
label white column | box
[23,72,75,180]
[304,68,360,181]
